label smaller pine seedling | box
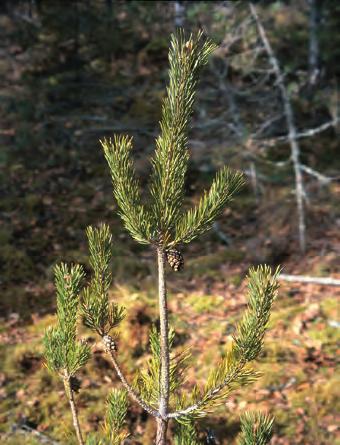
[44,30,279,445]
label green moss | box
[269,303,305,328]
[261,339,297,363]
[186,293,224,314]
[320,297,338,317]
[186,249,245,277]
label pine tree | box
[43,30,279,445]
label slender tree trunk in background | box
[174,1,186,28]
[106,0,112,13]
[308,0,321,85]
[156,248,170,445]
[28,0,33,18]
[249,161,259,203]
[250,3,307,253]
[74,1,80,83]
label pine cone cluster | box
[102,334,117,352]
[166,249,184,271]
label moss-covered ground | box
[0,250,339,444]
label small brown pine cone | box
[166,249,184,271]
[70,376,81,393]
[102,334,117,353]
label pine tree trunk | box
[156,417,168,445]
[156,248,169,444]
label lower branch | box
[168,362,244,420]
[106,349,160,418]
[63,376,84,445]
[300,164,337,184]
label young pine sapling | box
[44,30,279,445]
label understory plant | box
[44,30,279,445]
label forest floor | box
[0,4,340,444]
[0,196,339,445]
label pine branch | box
[43,264,90,445]
[174,421,200,445]
[171,166,244,245]
[101,135,153,244]
[55,263,84,338]
[233,265,280,361]
[169,353,258,422]
[84,434,105,445]
[44,264,90,376]
[237,412,274,445]
[104,389,129,445]
[105,347,160,418]
[81,224,125,336]
[169,266,279,421]
[149,30,217,243]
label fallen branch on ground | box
[279,274,340,286]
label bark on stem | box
[63,377,84,445]
[156,247,170,445]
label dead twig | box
[260,119,338,146]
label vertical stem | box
[156,247,169,445]
[249,161,259,203]
[308,0,320,85]
[174,1,186,28]
[64,377,85,445]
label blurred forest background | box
[0,0,339,444]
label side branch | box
[107,349,161,418]
[300,164,337,184]
[260,119,338,146]
[168,363,244,419]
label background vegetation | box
[0,1,339,444]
